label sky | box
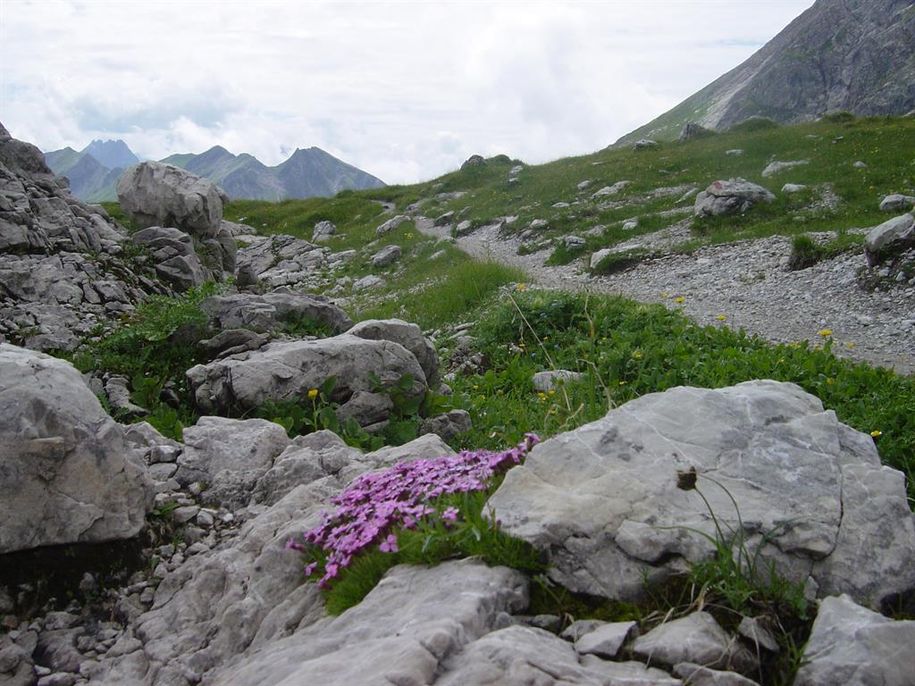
[0,0,814,184]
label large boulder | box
[186,334,427,420]
[201,291,353,335]
[487,380,915,611]
[694,178,775,217]
[864,212,915,267]
[346,318,438,385]
[117,162,224,236]
[0,344,153,553]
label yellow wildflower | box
[716,314,726,321]
[631,350,643,360]
[817,328,832,337]
[515,283,528,292]
[307,388,319,400]
[870,430,882,438]
[674,296,685,304]
[845,341,856,349]
[537,392,547,401]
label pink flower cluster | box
[287,433,540,587]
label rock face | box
[0,344,152,553]
[131,227,208,291]
[200,291,353,335]
[487,380,915,610]
[1,123,166,351]
[617,0,915,142]
[234,234,328,289]
[694,178,775,217]
[794,594,915,686]
[346,318,438,385]
[186,334,428,420]
[117,162,224,235]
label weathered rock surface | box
[632,612,756,674]
[1,123,167,351]
[794,594,915,686]
[761,159,809,177]
[131,227,208,291]
[234,233,328,289]
[200,291,352,335]
[370,244,401,267]
[311,220,335,241]
[375,214,408,236]
[117,162,224,235]
[532,369,582,391]
[174,417,291,509]
[694,179,775,217]
[186,334,427,419]
[0,344,152,553]
[864,212,915,266]
[879,193,915,212]
[487,380,915,610]
[346,318,438,385]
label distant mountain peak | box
[81,139,139,170]
[617,0,915,144]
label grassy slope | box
[219,116,914,505]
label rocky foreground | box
[2,123,915,685]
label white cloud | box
[0,0,813,183]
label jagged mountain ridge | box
[45,141,385,202]
[617,0,915,143]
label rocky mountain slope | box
[45,140,386,203]
[618,0,915,143]
[3,119,915,686]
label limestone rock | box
[532,369,582,392]
[439,625,679,686]
[117,162,223,235]
[419,409,472,441]
[375,214,408,236]
[573,620,638,659]
[864,213,915,266]
[460,154,486,170]
[234,234,326,288]
[370,244,401,268]
[175,417,291,509]
[186,334,427,417]
[201,291,352,335]
[131,226,208,291]
[346,318,438,385]
[311,220,336,241]
[781,183,807,193]
[0,344,152,553]
[634,139,659,150]
[335,390,394,428]
[794,594,915,686]
[632,612,757,673]
[680,122,715,141]
[694,179,775,217]
[674,663,761,686]
[761,160,809,177]
[487,381,915,610]
[353,274,385,291]
[879,194,915,212]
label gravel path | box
[416,217,915,375]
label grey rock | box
[794,594,915,686]
[737,616,779,653]
[589,248,613,270]
[311,220,336,241]
[199,328,269,358]
[487,381,915,610]
[438,625,680,686]
[781,183,807,193]
[370,244,401,268]
[352,274,385,291]
[375,214,408,236]
[347,318,439,385]
[37,674,78,686]
[117,162,223,235]
[561,619,606,642]
[761,160,809,177]
[0,344,152,554]
[529,218,549,230]
[622,218,639,231]
[632,612,757,673]
[365,432,454,467]
[148,463,178,481]
[532,369,582,391]
[122,422,182,464]
[235,234,326,287]
[175,417,290,509]
[460,154,486,169]
[335,391,394,428]
[186,334,427,417]
[104,374,148,419]
[201,291,352,335]
[879,194,915,212]
[694,179,775,217]
[419,409,472,441]
[574,620,638,659]
[434,211,455,226]
[560,235,586,249]
[634,139,659,150]
[454,219,473,236]
[592,180,630,198]
[853,160,867,169]
[864,213,915,266]
[35,628,85,673]
[131,226,208,291]
[725,149,744,156]
[674,663,761,685]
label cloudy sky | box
[1,0,812,184]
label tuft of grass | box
[787,234,824,270]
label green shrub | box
[787,234,824,270]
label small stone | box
[172,506,200,524]
[532,369,582,392]
[196,510,215,528]
[737,616,779,653]
[560,619,606,642]
[139,587,156,604]
[853,160,867,168]
[575,621,638,659]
